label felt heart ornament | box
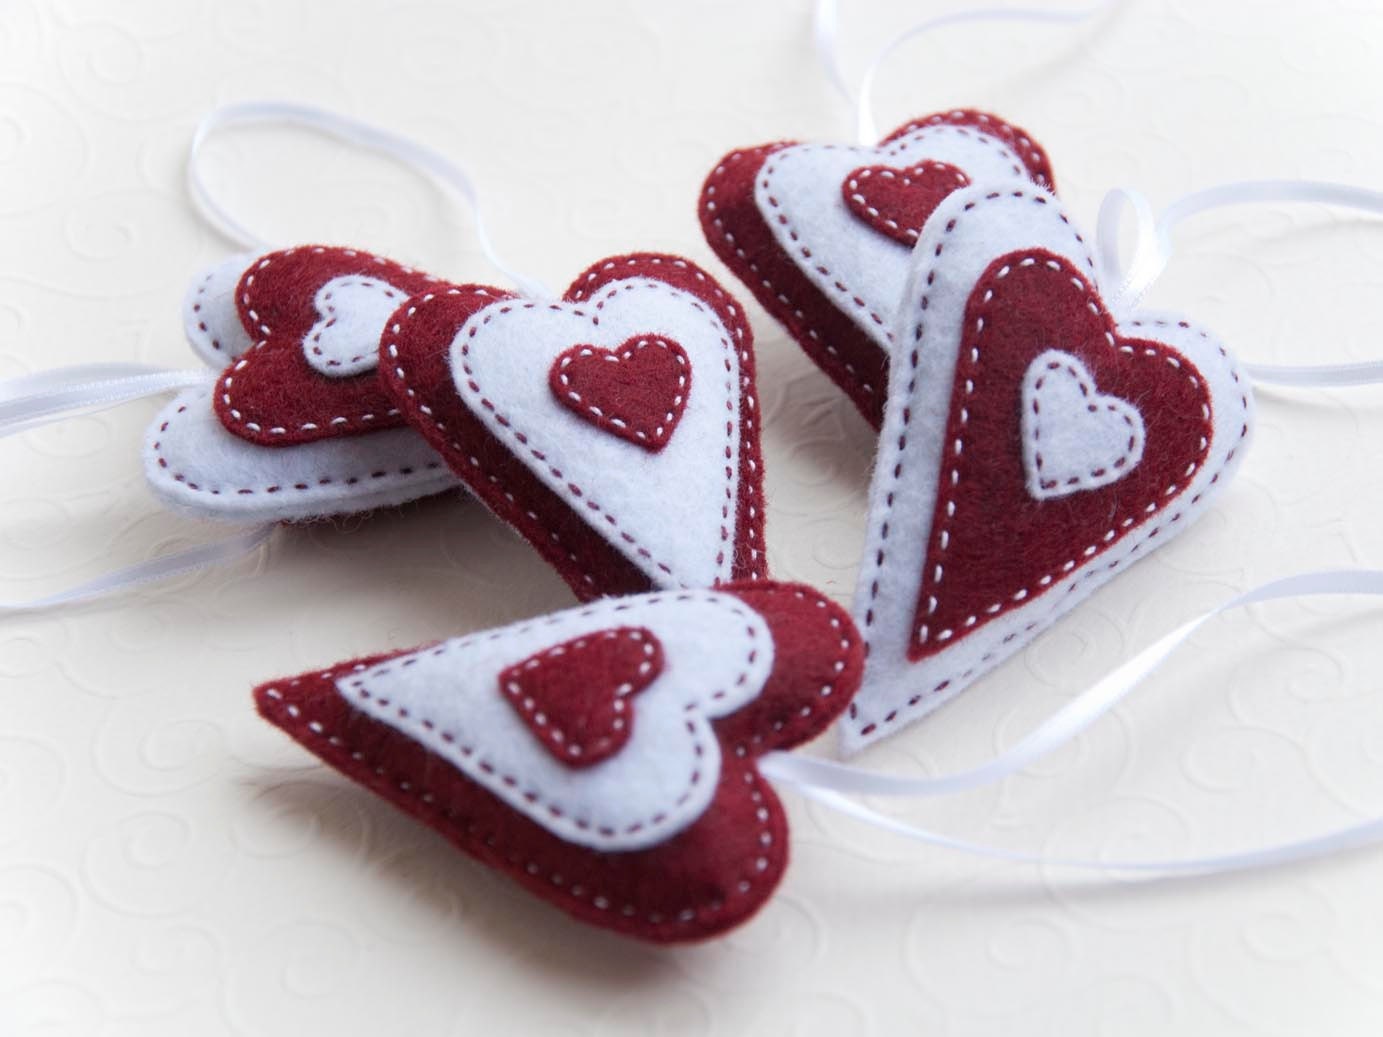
[700,109,1055,428]
[381,252,767,601]
[842,184,1253,753]
[144,247,462,524]
[254,580,863,943]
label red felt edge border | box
[252,580,863,944]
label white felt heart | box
[303,275,409,377]
[1021,349,1146,500]
[338,590,774,851]
[182,251,257,365]
[452,278,743,587]
[143,385,457,524]
[755,124,1029,355]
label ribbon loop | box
[812,0,1120,145]
[1098,179,1383,387]
[187,100,552,299]
[762,570,1383,875]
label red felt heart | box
[549,336,690,451]
[842,161,971,246]
[254,580,864,944]
[907,250,1215,661]
[499,626,663,767]
[215,246,440,446]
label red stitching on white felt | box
[189,264,229,354]
[384,286,604,590]
[341,593,760,841]
[916,261,1198,647]
[458,278,741,581]
[753,125,1023,385]
[553,337,688,445]
[150,392,446,499]
[893,111,1048,187]
[264,585,852,926]
[221,247,439,436]
[850,189,1252,735]
[843,162,971,243]
[567,256,766,578]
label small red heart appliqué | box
[842,161,971,246]
[499,626,664,767]
[549,336,690,452]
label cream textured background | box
[3,1,1383,1034]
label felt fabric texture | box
[499,626,664,768]
[843,184,1254,754]
[549,336,690,451]
[183,251,257,365]
[700,110,1054,428]
[381,253,767,601]
[338,592,774,852]
[254,580,864,944]
[1020,349,1147,499]
[216,246,441,446]
[143,385,458,524]
[842,161,971,246]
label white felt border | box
[338,589,774,852]
[449,278,743,588]
[754,125,1028,361]
[143,386,459,524]
[841,184,1255,754]
[182,252,257,366]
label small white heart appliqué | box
[1020,349,1146,500]
[302,275,409,378]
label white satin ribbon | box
[761,570,1383,874]
[187,100,552,299]
[812,0,1120,144]
[0,363,214,438]
[1098,180,1383,388]
[0,524,274,614]
[1,363,272,613]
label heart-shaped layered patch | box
[380,253,766,601]
[499,625,663,766]
[215,246,441,445]
[549,337,690,451]
[700,109,1054,428]
[254,580,863,943]
[842,185,1253,753]
[145,247,461,525]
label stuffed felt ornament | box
[254,580,862,942]
[700,108,1055,428]
[839,181,1253,752]
[149,245,462,524]
[378,252,768,601]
